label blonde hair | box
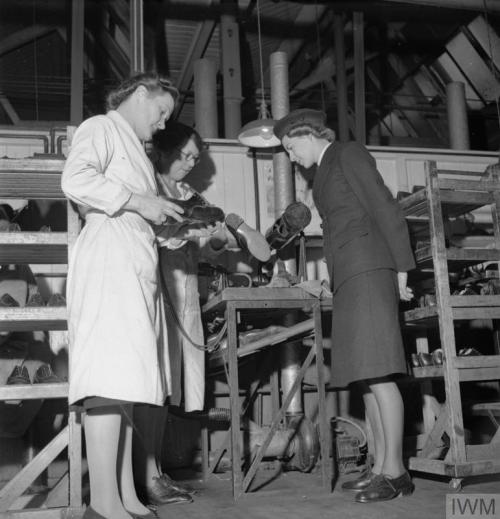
[106,72,179,111]
[287,123,335,142]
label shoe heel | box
[401,483,415,496]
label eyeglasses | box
[177,148,201,165]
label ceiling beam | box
[379,0,500,12]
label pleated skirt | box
[330,269,408,387]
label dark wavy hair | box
[152,121,204,158]
[106,72,179,112]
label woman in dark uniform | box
[273,109,415,503]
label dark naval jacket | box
[312,141,415,291]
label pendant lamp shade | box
[237,0,280,148]
[238,100,280,147]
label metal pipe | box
[193,58,219,138]
[446,81,470,150]
[0,133,49,153]
[269,51,302,417]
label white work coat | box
[157,179,207,412]
[62,111,170,406]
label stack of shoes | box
[138,474,193,508]
[225,213,271,262]
[355,471,415,503]
[5,364,30,405]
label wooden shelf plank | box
[0,307,67,331]
[0,232,68,263]
[0,383,68,400]
[411,365,500,381]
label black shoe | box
[265,201,311,250]
[0,293,20,307]
[164,193,224,226]
[139,476,193,507]
[355,472,414,503]
[225,213,271,262]
[341,467,378,492]
[158,473,196,495]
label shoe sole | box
[355,484,415,503]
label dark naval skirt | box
[330,269,408,388]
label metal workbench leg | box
[226,302,243,499]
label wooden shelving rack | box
[400,160,500,490]
[0,156,83,518]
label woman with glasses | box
[61,72,183,519]
[133,121,228,507]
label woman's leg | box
[85,405,130,519]
[361,384,384,474]
[368,379,406,477]
[118,404,151,515]
[133,404,167,486]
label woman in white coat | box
[61,73,184,519]
[133,122,229,506]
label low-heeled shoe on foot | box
[82,506,108,519]
[341,467,378,492]
[158,473,196,495]
[355,472,415,503]
[140,477,193,507]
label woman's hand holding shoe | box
[126,193,184,225]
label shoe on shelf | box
[5,364,30,405]
[0,293,20,307]
[355,471,414,503]
[431,348,444,365]
[458,347,481,356]
[47,293,66,307]
[341,466,378,492]
[33,364,61,384]
[26,292,45,307]
[225,213,271,262]
[158,473,196,496]
[138,476,193,507]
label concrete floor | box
[155,467,500,519]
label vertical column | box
[70,0,84,125]
[130,0,144,74]
[270,52,294,223]
[353,12,366,144]
[194,58,219,138]
[220,8,243,138]
[446,81,470,150]
[334,13,349,142]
